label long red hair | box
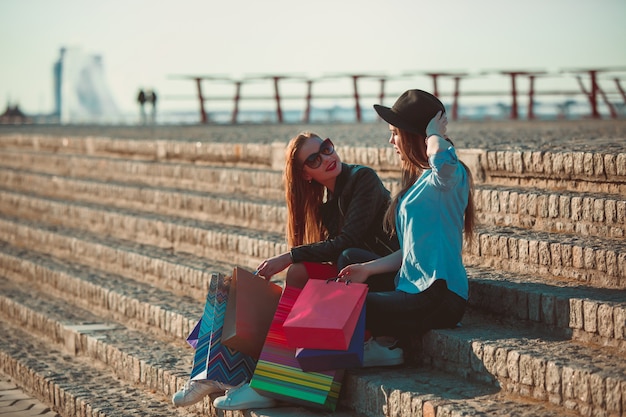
[284,132,328,247]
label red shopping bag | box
[283,279,368,350]
[295,304,365,371]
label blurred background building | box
[52,47,121,124]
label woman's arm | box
[291,166,389,263]
[337,250,402,284]
[425,111,449,156]
[255,252,292,279]
[425,111,463,189]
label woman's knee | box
[417,291,468,333]
[285,263,309,289]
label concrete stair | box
[0,131,624,417]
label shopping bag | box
[222,267,282,359]
[283,279,368,350]
[249,284,343,411]
[295,305,365,372]
[189,272,256,385]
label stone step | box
[1,189,623,289]
[0,192,286,271]
[466,224,626,289]
[1,213,623,349]
[475,184,626,239]
[0,241,205,341]
[0,373,62,417]
[0,150,288,200]
[0,134,279,167]
[2,138,625,194]
[1,238,624,417]
[0,321,199,417]
[420,309,626,417]
[0,277,195,386]
[1,167,624,241]
[481,149,626,195]
[0,216,252,299]
[0,149,401,200]
[0,168,288,234]
[0,201,276,270]
[0,213,620,350]
[342,368,581,417]
[466,266,626,350]
[0,135,401,174]
[0,273,583,417]
[0,305,340,417]
[2,133,624,180]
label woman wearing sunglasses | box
[174,131,400,410]
[254,132,398,290]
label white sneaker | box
[362,338,404,367]
[213,382,277,410]
[172,379,230,407]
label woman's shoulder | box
[341,164,386,193]
[343,163,379,179]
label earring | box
[308,179,312,184]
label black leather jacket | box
[290,163,399,264]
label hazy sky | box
[1,0,625,116]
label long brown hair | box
[384,129,475,245]
[284,132,328,247]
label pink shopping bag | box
[295,304,365,371]
[283,279,368,350]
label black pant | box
[337,247,396,292]
[337,248,467,338]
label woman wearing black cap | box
[338,89,475,363]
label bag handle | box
[326,277,352,285]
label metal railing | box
[168,67,626,124]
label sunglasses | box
[303,138,335,169]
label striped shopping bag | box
[189,272,256,385]
[250,285,343,410]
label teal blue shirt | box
[395,146,469,299]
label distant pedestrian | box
[148,90,157,124]
[137,89,147,124]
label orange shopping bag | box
[221,267,282,359]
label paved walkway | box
[0,371,60,417]
[1,119,625,152]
